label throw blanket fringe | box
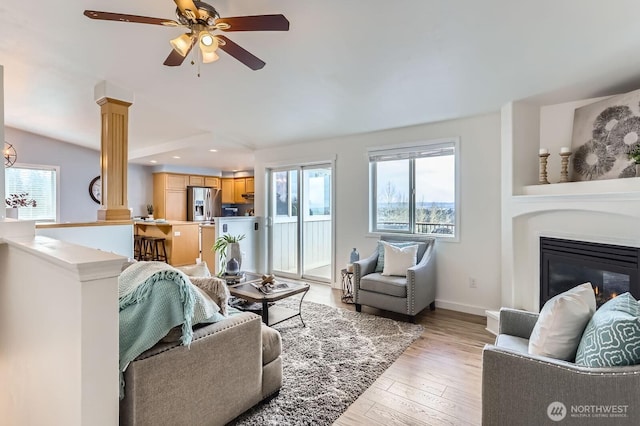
[119,267,195,346]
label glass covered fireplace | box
[540,237,640,309]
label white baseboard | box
[434,299,488,317]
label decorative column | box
[95,82,133,221]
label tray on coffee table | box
[228,279,310,327]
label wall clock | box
[89,176,101,204]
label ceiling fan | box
[84,0,289,70]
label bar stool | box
[144,237,168,263]
[133,235,144,261]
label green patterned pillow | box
[375,241,417,272]
[575,293,640,367]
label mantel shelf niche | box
[520,176,640,198]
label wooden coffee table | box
[228,278,310,326]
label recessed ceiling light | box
[172,156,181,159]
[209,149,218,152]
[149,160,157,163]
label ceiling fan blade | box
[174,0,200,20]
[217,36,266,70]
[164,49,188,66]
[216,14,290,31]
[83,10,179,26]
[163,40,195,67]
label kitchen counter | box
[135,221,199,266]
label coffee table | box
[228,277,310,327]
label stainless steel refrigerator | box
[187,186,221,221]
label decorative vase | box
[5,207,18,219]
[228,242,242,271]
[350,248,360,263]
[636,163,640,178]
[226,258,240,275]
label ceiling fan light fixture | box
[202,50,219,64]
[170,33,193,57]
[199,31,218,52]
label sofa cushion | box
[528,282,596,361]
[375,241,422,272]
[176,261,212,278]
[575,292,640,367]
[495,334,530,354]
[261,324,282,365]
[381,241,418,277]
[360,272,407,297]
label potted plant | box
[629,145,640,177]
[212,234,246,275]
[5,193,37,219]
[146,204,154,219]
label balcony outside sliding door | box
[269,165,333,282]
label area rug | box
[229,299,424,425]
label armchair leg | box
[355,304,362,312]
[429,301,436,311]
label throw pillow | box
[375,241,418,272]
[528,282,596,361]
[381,241,418,277]
[176,261,212,278]
[575,292,640,367]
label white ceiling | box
[3,0,640,171]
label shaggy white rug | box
[229,299,424,425]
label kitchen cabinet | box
[246,177,255,193]
[189,175,204,186]
[221,178,235,204]
[154,173,221,220]
[154,173,188,220]
[205,177,219,188]
[234,179,247,204]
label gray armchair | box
[353,236,436,322]
[482,308,640,425]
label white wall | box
[254,113,502,315]
[4,127,153,221]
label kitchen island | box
[134,220,199,266]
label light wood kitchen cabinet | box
[234,179,247,204]
[221,178,235,204]
[246,177,255,193]
[166,174,187,190]
[204,177,219,188]
[165,190,187,221]
[189,175,205,186]
[154,173,188,220]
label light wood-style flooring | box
[303,283,495,426]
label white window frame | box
[5,163,60,223]
[367,137,460,242]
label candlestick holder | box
[539,153,550,184]
[559,151,572,183]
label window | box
[274,170,298,217]
[369,139,458,238]
[5,164,58,222]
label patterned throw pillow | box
[575,292,640,367]
[375,241,418,272]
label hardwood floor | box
[303,283,495,426]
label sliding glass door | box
[269,164,333,282]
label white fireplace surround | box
[501,99,640,314]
